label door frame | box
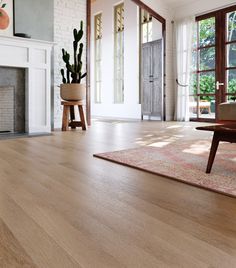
[86,0,166,124]
[192,4,236,122]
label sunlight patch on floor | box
[183,141,210,155]
[148,141,171,148]
[167,125,193,129]
[135,133,185,147]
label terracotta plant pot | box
[60,83,86,101]
[0,8,10,30]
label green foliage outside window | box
[192,75,236,101]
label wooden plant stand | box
[61,101,87,131]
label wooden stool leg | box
[206,132,220,174]
[70,106,75,121]
[62,105,70,131]
[78,105,87,131]
[70,105,76,129]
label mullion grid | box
[226,11,236,99]
[114,3,124,103]
[141,9,152,43]
[95,13,102,103]
[189,18,216,119]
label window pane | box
[227,69,236,95]
[95,62,101,80]
[200,47,215,70]
[192,49,197,70]
[189,95,198,118]
[199,17,215,47]
[95,13,102,40]
[227,43,236,67]
[227,96,236,102]
[199,96,215,119]
[142,24,148,43]
[95,82,101,103]
[141,9,152,44]
[95,14,102,104]
[227,11,236,42]
[189,73,197,95]
[114,3,124,103]
[115,4,124,33]
[148,22,152,42]
[199,72,215,95]
[96,41,101,60]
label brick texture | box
[0,87,14,132]
[54,0,86,128]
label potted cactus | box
[60,21,87,101]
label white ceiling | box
[163,0,196,8]
[91,0,197,9]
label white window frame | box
[94,13,102,103]
[114,3,124,104]
[141,9,153,44]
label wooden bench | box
[61,101,87,131]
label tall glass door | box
[225,9,236,103]
[190,5,236,122]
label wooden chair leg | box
[78,105,87,131]
[206,132,220,174]
[62,105,70,131]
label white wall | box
[91,0,141,119]
[54,0,87,128]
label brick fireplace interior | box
[0,67,25,134]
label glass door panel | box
[199,17,216,46]
[190,5,236,122]
[226,69,236,101]
[227,44,236,67]
[190,16,216,121]
[227,11,236,42]
[225,9,236,104]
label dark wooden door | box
[142,39,163,119]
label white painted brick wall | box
[0,87,14,132]
[54,0,86,129]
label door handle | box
[216,81,224,90]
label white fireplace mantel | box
[0,35,54,134]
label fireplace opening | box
[0,67,26,134]
[0,131,11,134]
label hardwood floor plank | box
[0,217,37,268]
[0,144,233,267]
[0,121,235,267]
[0,193,81,268]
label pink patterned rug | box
[94,140,236,197]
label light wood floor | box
[0,120,236,268]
